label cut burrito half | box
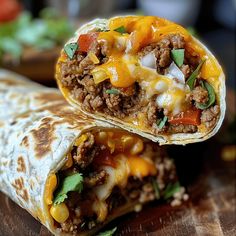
[0,70,184,236]
[56,16,226,145]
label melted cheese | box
[92,151,157,221]
[44,174,57,205]
[88,16,222,117]
[128,156,157,178]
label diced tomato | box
[169,109,201,126]
[93,149,116,168]
[0,0,21,23]
[78,32,99,52]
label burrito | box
[0,70,182,235]
[56,16,226,145]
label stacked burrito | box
[0,70,181,235]
[0,15,225,236]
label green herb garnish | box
[64,43,78,60]
[53,173,83,205]
[0,9,74,61]
[157,116,168,129]
[171,49,185,67]
[163,182,181,200]
[152,179,160,200]
[196,80,216,110]
[114,26,126,34]
[186,60,206,90]
[98,227,117,236]
[105,89,120,95]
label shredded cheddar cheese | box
[128,156,157,178]
[45,174,57,205]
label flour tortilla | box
[0,69,143,235]
[56,17,226,145]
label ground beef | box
[77,75,102,95]
[147,100,158,125]
[139,34,185,74]
[72,86,87,102]
[104,92,121,110]
[190,85,209,104]
[60,32,219,134]
[84,170,108,187]
[72,133,99,168]
[168,124,198,133]
[169,34,185,49]
[201,105,220,129]
[184,50,200,67]
[180,64,191,78]
[58,140,182,234]
[155,34,185,73]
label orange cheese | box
[93,53,136,87]
[128,156,157,178]
[186,40,205,57]
[201,56,221,79]
[44,174,57,205]
[92,16,195,88]
[109,16,140,31]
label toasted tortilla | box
[0,70,153,235]
[56,17,226,145]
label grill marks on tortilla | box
[0,78,27,86]
[31,111,90,158]
[21,136,29,148]
[17,156,26,173]
[35,92,65,105]
[31,117,55,158]
[38,103,93,126]
[12,177,29,202]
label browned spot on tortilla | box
[0,121,4,127]
[17,156,26,173]
[35,92,64,104]
[31,117,55,158]
[0,78,26,86]
[38,103,93,126]
[21,136,29,148]
[29,179,35,190]
[12,177,29,202]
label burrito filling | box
[45,129,181,234]
[58,16,221,135]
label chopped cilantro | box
[157,116,168,129]
[64,43,78,60]
[196,80,216,109]
[163,182,181,200]
[105,89,120,95]
[53,173,83,205]
[114,26,126,34]
[186,60,206,90]
[171,49,185,67]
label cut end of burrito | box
[44,128,180,235]
[0,70,184,236]
[56,16,226,145]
